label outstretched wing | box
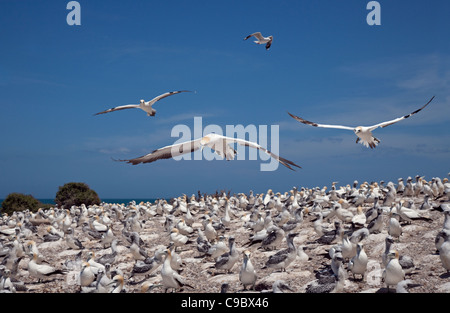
[94,104,140,116]
[244,32,263,41]
[367,96,435,131]
[116,138,202,165]
[288,112,355,131]
[148,90,192,106]
[221,135,301,171]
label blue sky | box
[0,0,449,199]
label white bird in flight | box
[116,133,301,170]
[94,90,192,117]
[288,96,435,149]
[244,32,273,50]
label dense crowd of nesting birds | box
[1,174,449,293]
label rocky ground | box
[3,187,450,294]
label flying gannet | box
[116,133,301,170]
[94,90,191,117]
[287,96,435,149]
[243,32,273,50]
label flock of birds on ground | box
[1,174,449,293]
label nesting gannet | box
[169,228,191,251]
[419,194,433,211]
[435,229,450,254]
[0,268,16,293]
[27,253,66,283]
[96,239,119,266]
[116,133,301,171]
[340,234,356,261]
[129,232,149,262]
[89,216,108,232]
[220,200,232,229]
[168,242,185,272]
[288,96,435,148]
[79,262,96,290]
[130,249,164,283]
[108,274,125,293]
[348,243,368,281]
[398,201,432,224]
[239,250,257,290]
[86,251,106,275]
[263,233,298,272]
[388,211,402,241]
[382,235,415,274]
[176,218,194,236]
[333,200,354,223]
[297,245,310,263]
[161,249,194,293]
[367,207,384,234]
[435,210,450,252]
[317,221,342,245]
[243,32,273,50]
[351,206,366,228]
[65,227,84,250]
[206,236,228,260]
[438,230,450,274]
[95,268,112,293]
[214,237,239,274]
[196,228,211,257]
[383,250,405,292]
[94,90,191,117]
[260,225,285,251]
[100,226,116,249]
[82,222,103,241]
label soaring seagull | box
[287,96,435,149]
[116,133,301,170]
[244,32,273,50]
[94,90,191,117]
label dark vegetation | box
[1,182,101,214]
[54,182,101,208]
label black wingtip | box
[111,157,133,164]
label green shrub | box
[55,182,101,208]
[1,193,42,215]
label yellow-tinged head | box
[357,206,363,214]
[200,135,211,145]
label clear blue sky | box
[1,0,449,199]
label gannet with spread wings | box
[244,32,273,50]
[116,133,301,170]
[288,96,435,149]
[94,90,191,117]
